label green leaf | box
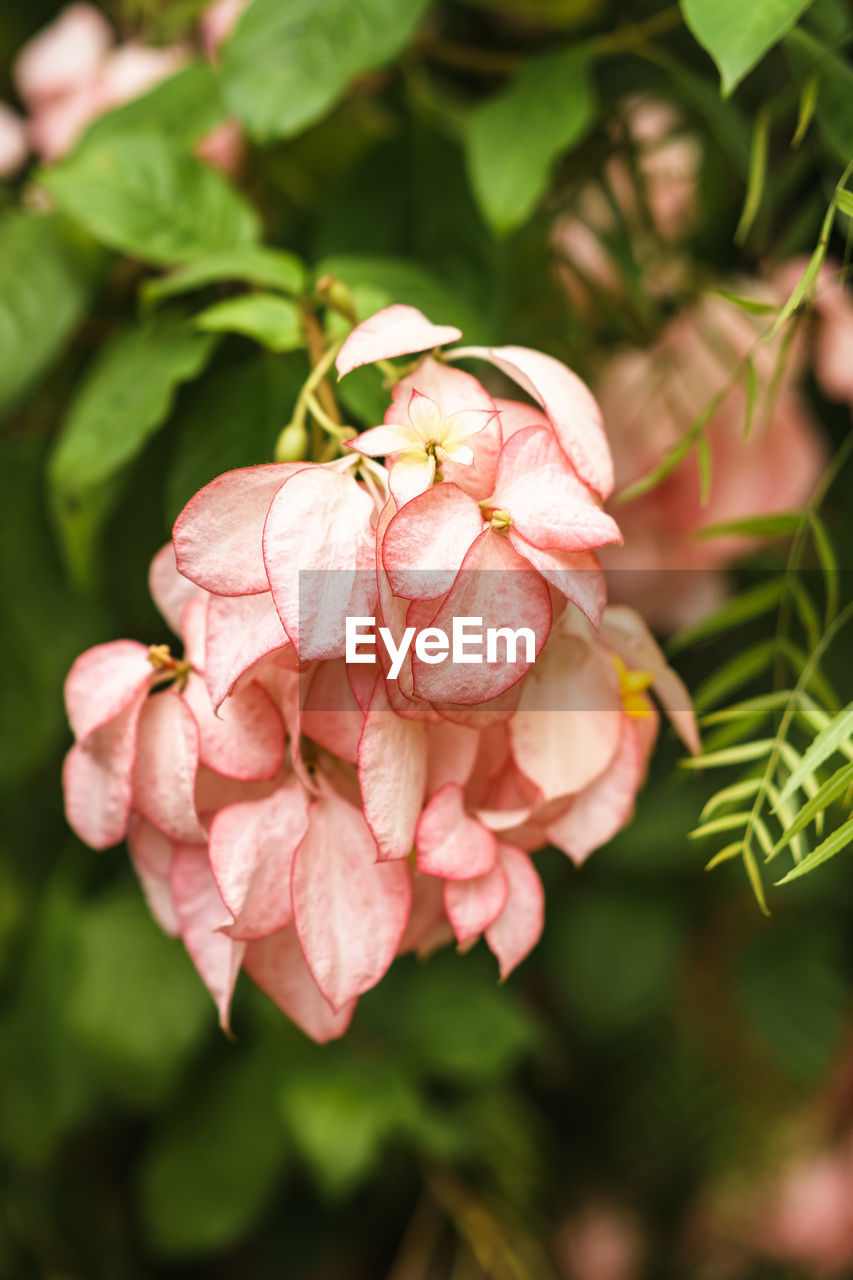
[693,641,777,713]
[701,690,795,725]
[143,246,306,303]
[195,293,303,351]
[776,814,853,882]
[0,212,100,421]
[681,740,775,768]
[73,62,225,154]
[681,0,815,94]
[67,889,210,1103]
[279,1055,421,1197]
[735,105,770,244]
[778,702,853,803]
[139,1043,290,1254]
[710,288,778,315]
[695,511,805,540]
[44,137,259,265]
[700,778,765,820]
[669,578,785,653]
[222,0,431,142]
[690,812,753,840]
[465,46,597,234]
[705,840,745,869]
[773,759,853,854]
[50,315,216,500]
[792,70,820,145]
[786,29,853,164]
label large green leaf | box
[466,45,597,234]
[0,212,100,421]
[44,137,260,265]
[195,293,303,350]
[50,315,216,500]
[74,62,225,154]
[143,246,306,303]
[221,0,432,141]
[681,0,815,94]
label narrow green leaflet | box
[72,62,225,154]
[681,740,775,769]
[693,640,778,714]
[50,315,216,500]
[773,760,853,854]
[778,702,853,803]
[786,30,853,165]
[222,0,431,142]
[681,0,816,95]
[776,814,853,883]
[695,511,804,540]
[144,247,306,303]
[0,213,100,421]
[44,137,259,265]
[195,293,303,351]
[466,46,597,235]
[735,106,770,244]
[669,578,785,653]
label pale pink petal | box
[133,690,205,843]
[439,441,474,465]
[292,787,411,1010]
[300,657,364,765]
[485,844,544,979]
[511,542,607,627]
[127,814,179,935]
[348,423,418,457]
[546,716,645,864]
[509,633,623,800]
[179,596,207,671]
[209,780,310,939]
[204,590,289,710]
[149,542,204,635]
[444,860,508,944]
[173,464,301,595]
[262,468,378,660]
[170,843,245,1030]
[388,451,436,506]
[490,426,621,553]
[358,681,428,860]
[416,783,497,880]
[383,482,483,600]
[182,671,284,781]
[335,304,461,378]
[201,0,249,60]
[14,4,113,106]
[65,639,152,742]
[412,529,552,707]
[451,345,614,497]
[62,687,147,849]
[194,764,280,815]
[97,43,186,110]
[0,103,28,178]
[425,720,479,794]
[495,397,550,442]
[601,605,700,754]
[244,927,355,1042]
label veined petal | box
[182,671,285,782]
[133,690,205,844]
[149,542,203,636]
[416,783,497,880]
[358,680,428,861]
[170,843,245,1031]
[383,483,483,600]
[244,927,355,1042]
[62,686,147,850]
[444,860,508,945]
[336,304,461,378]
[545,715,644,865]
[485,844,544,979]
[204,590,289,711]
[65,640,152,743]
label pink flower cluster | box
[0,1,243,177]
[62,306,697,1042]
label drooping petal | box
[601,605,700,754]
[398,871,449,954]
[244,927,355,1042]
[204,590,290,710]
[133,690,205,843]
[444,860,509,944]
[451,345,614,497]
[149,542,203,635]
[388,451,436,506]
[170,842,245,1030]
[545,715,644,864]
[425,719,480,794]
[292,787,411,1010]
[416,782,497,879]
[173,463,301,595]
[494,397,551,442]
[510,542,606,627]
[485,844,545,979]
[413,528,552,707]
[382,482,483,601]
[62,687,147,850]
[490,426,621,553]
[209,780,310,939]
[127,814,179,936]
[300,657,364,765]
[182,671,285,781]
[509,633,623,800]
[358,680,428,860]
[262,467,378,661]
[335,304,461,378]
[65,640,152,742]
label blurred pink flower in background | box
[598,286,827,630]
[200,0,249,60]
[755,1143,853,1274]
[0,102,28,177]
[555,1201,645,1280]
